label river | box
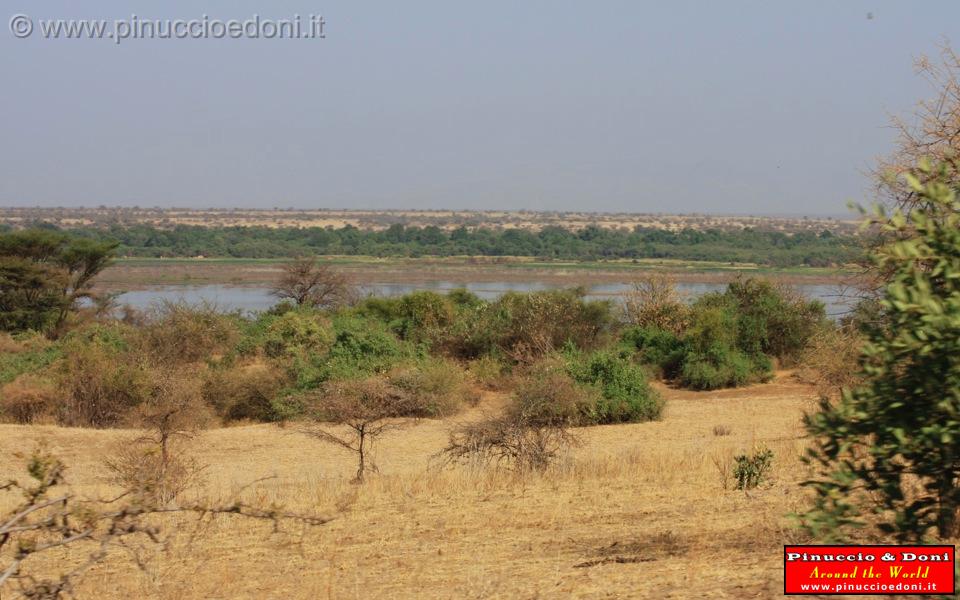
[113,281,854,318]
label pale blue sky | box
[1,1,957,214]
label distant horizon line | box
[0,206,859,221]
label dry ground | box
[1,374,824,599]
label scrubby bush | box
[398,291,454,335]
[622,273,690,335]
[679,349,768,390]
[139,302,240,364]
[0,375,59,424]
[202,363,289,421]
[620,326,687,378]
[442,361,583,473]
[319,316,418,382]
[733,445,774,490]
[564,351,664,423]
[271,257,357,309]
[262,310,335,359]
[105,437,205,505]
[509,361,597,426]
[388,358,477,416]
[467,355,510,390]
[797,323,863,398]
[724,277,825,365]
[483,289,614,363]
[57,325,153,427]
[442,414,578,473]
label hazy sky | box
[1,1,957,215]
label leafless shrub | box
[442,416,579,473]
[301,376,429,482]
[441,361,585,472]
[106,370,212,505]
[0,447,330,599]
[710,448,734,490]
[271,257,357,309]
[796,325,863,399]
[622,273,689,335]
[0,376,60,424]
[876,44,960,214]
[712,425,731,437]
[103,437,205,506]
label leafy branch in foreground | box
[0,448,331,599]
[799,158,960,542]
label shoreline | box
[94,257,860,292]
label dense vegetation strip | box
[1,222,862,267]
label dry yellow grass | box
[1,375,820,599]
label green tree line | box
[2,222,861,267]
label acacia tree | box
[0,230,117,334]
[801,159,960,541]
[851,44,960,302]
[876,45,960,214]
[106,369,213,505]
[622,273,689,335]
[271,257,355,309]
[301,377,426,482]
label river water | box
[114,281,854,318]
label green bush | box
[677,296,773,390]
[396,291,455,341]
[724,277,825,364]
[733,446,774,490]
[679,349,768,390]
[317,316,417,383]
[351,296,403,324]
[262,310,334,359]
[620,326,687,378]
[0,335,61,385]
[801,160,960,541]
[564,351,663,424]
[484,290,615,363]
[446,288,485,310]
[387,358,476,417]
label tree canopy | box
[0,230,117,334]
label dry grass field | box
[1,373,820,599]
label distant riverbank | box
[96,256,859,292]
